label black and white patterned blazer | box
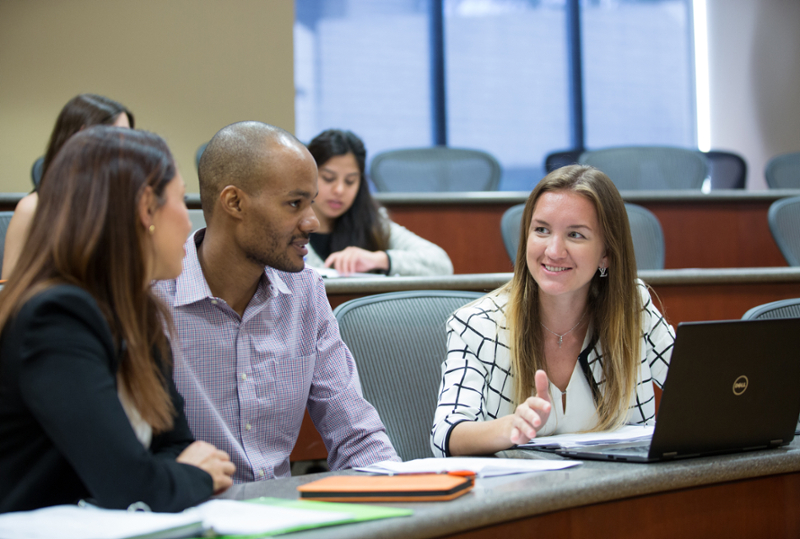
[431,280,674,458]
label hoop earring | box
[148,225,155,235]
[599,266,607,278]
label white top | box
[540,346,599,436]
[117,380,152,449]
[431,280,675,458]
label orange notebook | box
[297,473,475,502]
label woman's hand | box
[176,440,235,494]
[324,247,389,275]
[508,370,552,445]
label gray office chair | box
[195,142,209,171]
[765,152,800,189]
[578,146,707,190]
[333,290,484,461]
[544,149,583,173]
[0,211,16,275]
[369,147,501,192]
[500,202,665,270]
[767,196,800,266]
[705,150,747,190]
[31,156,45,190]
[187,209,206,237]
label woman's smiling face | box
[526,190,608,303]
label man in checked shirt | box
[153,121,398,482]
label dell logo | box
[733,375,749,396]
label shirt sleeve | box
[431,309,497,458]
[639,282,675,388]
[384,219,454,276]
[17,289,213,512]
[305,274,399,468]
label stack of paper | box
[519,425,654,449]
[356,457,580,478]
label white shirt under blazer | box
[431,280,675,458]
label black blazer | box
[0,285,212,513]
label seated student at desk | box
[2,93,134,279]
[431,165,675,457]
[0,127,234,513]
[304,129,453,276]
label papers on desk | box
[0,497,412,539]
[356,457,580,478]
[518,425,654,450]
[310,267,387,279]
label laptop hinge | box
[662,452,678,459]
[770,439,784,447]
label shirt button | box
[211,299,218,305]
[240,373,247,381]
[245,423,252,431]
[258,469,265,478]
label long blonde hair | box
[505,165,641,431]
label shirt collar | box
[173,229,292,308]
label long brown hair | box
[0,126,175,432]
[306,129,390,252]
[504,165,641,431]
[41,94,135,187]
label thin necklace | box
[541,310,588,348]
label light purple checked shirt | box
[153,230,397,482]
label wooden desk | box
[376,190,800,273]
[4,189,799,274]
[224,440,800,538]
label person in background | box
[305,129,453,276]
[0,126,234,513]
[2,94,134,279]
[153,121,398,483]
[431,165,675,457]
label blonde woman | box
[431,165,675,457]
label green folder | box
[202,496,413,538]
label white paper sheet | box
[518,425,654,449]
[356,457,580,478]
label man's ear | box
[219,185,245,221]
[138,185,155,229]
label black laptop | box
[554,318,800,463]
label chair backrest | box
[767,196,800,266]
[704,150,747,190]
[195,142,209,171]
[544,149,583,173]
[578,146,707,190]
[765,152,800,189]
[31,156,44,190]
[187,209,206,237]
[500,203,525,265]
[369,147,501,192]
[500,202,665,270]
[333,290,484,461]
[0,211,16,275]
[742,298,800,320]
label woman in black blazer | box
[0,126,235,513]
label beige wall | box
[707,0,800,189]
[0,0,295,194]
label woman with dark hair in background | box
[2,94,135,279]
[431,165,675,457]
[305,129,453,276]
[0,126,234,513]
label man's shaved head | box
[198,121,304,218]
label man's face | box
[239,144,319,272]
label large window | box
[295,0,695,191]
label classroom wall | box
[1,0,799,194]
[707,0,800,189]
[0,0,295,194]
